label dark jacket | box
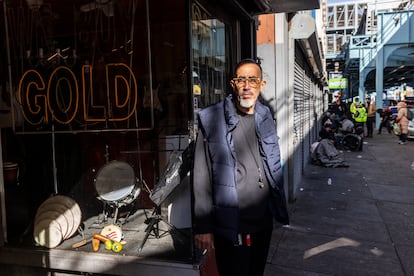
[196,95,289,243]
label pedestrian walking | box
[396,101,409,144]
[377,108,392,134]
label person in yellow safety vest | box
[354,104,367,123]
[349,97,360,121]
[353,103,367,141]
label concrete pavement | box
[265,132,414,276]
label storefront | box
[0,0,320,275]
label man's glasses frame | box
[232,77,262,88]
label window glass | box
[191,1,231,136]
[347,4,355,26]
[327,6,335,28]
[336,5,345,27]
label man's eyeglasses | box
[232,77,262,88]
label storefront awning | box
[238,0,320,15]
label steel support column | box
[375,48,384,128]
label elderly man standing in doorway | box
[192,58,289,276]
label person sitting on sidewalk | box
[322,111,334,127]
[339,115,354,133]
[335,115,363,151]
[319,123,341,148]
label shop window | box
[1,0,191,245]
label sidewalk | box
[266,133,414,276]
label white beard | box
[239,98,255,109]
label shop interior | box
[0,0,204,261]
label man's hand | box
[194,233,214,251]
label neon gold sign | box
[18,63,138,127]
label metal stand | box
[138,206,187,254]
[137,145,193,254]
[92,202,134,227]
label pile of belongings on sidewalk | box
[311,139,349,168]
[311,124,349,168]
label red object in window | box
[246,234,251,247]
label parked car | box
[407,107,414,139]
[383,99,398,108]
